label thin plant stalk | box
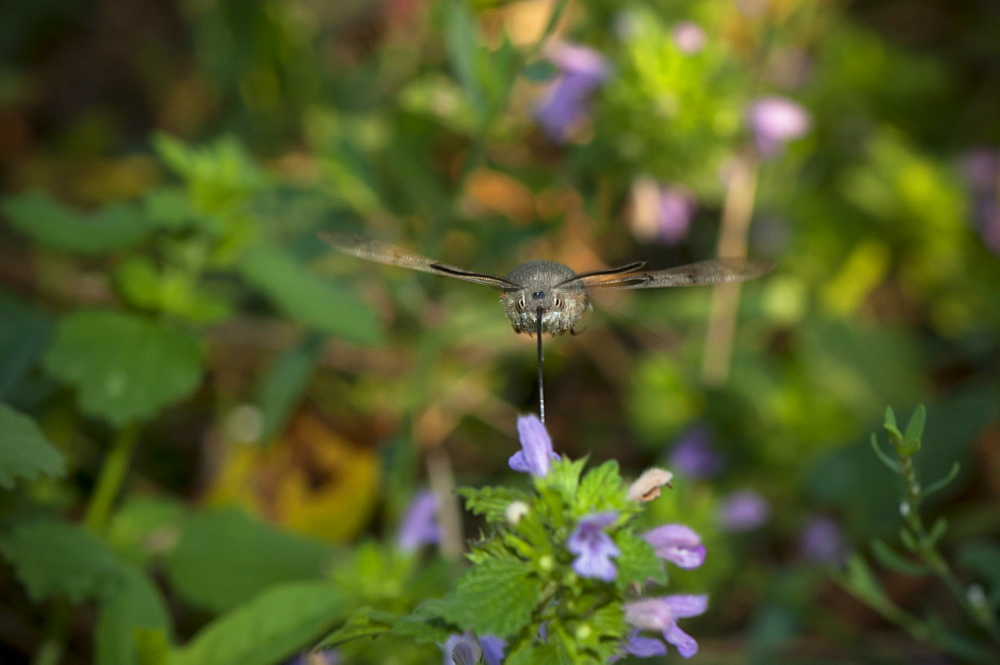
[702,154,760,386]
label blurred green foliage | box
[0,0,998,663]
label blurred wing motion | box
[578,258,774,290]
[320,231,518,289]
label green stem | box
[899,456,1000,644]
[32,424,140,665]
[84,423,141,534]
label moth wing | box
[320,231,517,289]
[582,258,774,289]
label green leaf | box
[883,406,898,431]
[444,0,486,117]
[576,461,625,514]
[538,457,585,503]
[505,643,564,665]
[106,495,186,566]
[96,565,172,665]
[0,292,53,402]
[168,582,347,665]
[870,539,930,576]
[239,245,383,345]
[165,508,335,613]
[423,558,538,637]
[922,462,960,500]
[958,543,1000,608]
[0,403,65,488]
[926,517,948,546]
[522,60,557,82]
[457,486,529,524]
[0,517,123,603]
[255,334,324,442]
[615,531,666,591]
[904,404,927,446]
[315,606,396,649]
[588,602,625,639]
[898,437,921,456]
[2,191,152,255]
[869,433,900,473]
[42,310,204,426]
[393,607,456,645]
[838,553,894,613]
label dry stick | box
[426,446,463,559]
[701,155,760,386]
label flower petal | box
[665,594,709,619]
[509,415,559,477]
[664,623,699,658]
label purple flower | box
[397,490,439,551]
[798,516,846,565]
[747,96,811,158]
[643,524,706,569]
[668,426,724,478]
[672,21,706,55]
[623,631,669,657]
[657,186,697,245]
[509,415,559,477]
[442,633,506,665]
[717,490,770,532]
[443,634,478,665]
[959,149,1000,254]
[479,635,506,665]
[535,43,610,142]
[285,650,340,665]
[627,179,697,245]
[624,595,709,658]
[567,512,620,581]
[610,630,668,662]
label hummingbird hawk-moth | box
[321,231,773,421]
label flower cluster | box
[502,415,710,660]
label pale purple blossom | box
[798,516,846,564]
[285,650,340,665]
[567,512,620,581]
[644,524,706,569]
[669,426,724,478]
[442,633,506,665]
[657,186,697,245]
[445,634,480,665]
[610,630,668,662]
[960,148,1000,254]
[672,22,706,55]
[397,490,439,551]
[624,595,709,658]
[536,43,610,142]
[747,96,811,158]
[479,635,506,665]
[718,490,770,532]
[509,414,559,477]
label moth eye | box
[517,297,525,309]
[554,297,563,308]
